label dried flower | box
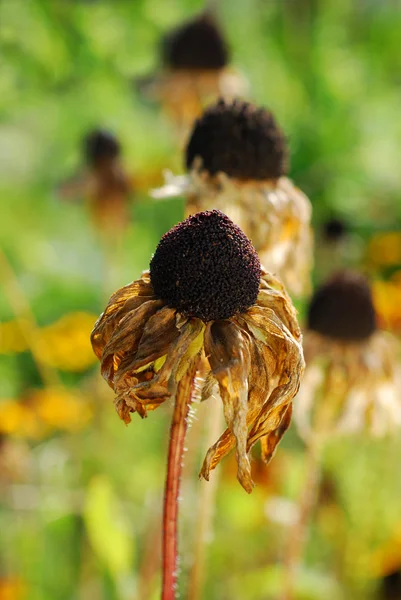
[138,15,248,139]
[161,14,229,71]
[59,129,133,235]
[294,272,401,440]
[91,210,304,492]
[152,99,313,296]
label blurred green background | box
[1,1,401,599]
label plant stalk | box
[162,358,198,600]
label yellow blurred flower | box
[0,400,42,438]
[0,319,29,353]
[32,388,92,431]
[0,312,98,372]
[373,277,401,334]
[369,526,401,578]
[37,312,98,372]
[367,231,401,268]
[0,388,92,438]
[0,578,25,600]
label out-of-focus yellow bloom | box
[0,319,29,353]
[0,388,92,438]
[0,312,98,372]
[373,277,401,334]
[369,526,401,578]
[37,312,98,372]
[31,388,92,431]
[0,400,42,438]
[0,578,25,600]
[367,231,401,268]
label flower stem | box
[162,358,198,600]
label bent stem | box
[162,358,199,600]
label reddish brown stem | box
[162,359,198,600]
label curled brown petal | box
[91,274,155,359]
[100,299,164,385]
[199,428,236,481]
[127,306,179,370]
[114,318,204,420]
[246,354,303,452]
[204,320,253,493]
[260,403,292,464]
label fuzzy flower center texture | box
[185,99,288,180]
[149,209,261,322]
[308,272,377,342]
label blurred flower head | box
[139,15,248,138]
[83,129,122,168]
[322,217,349,243]
[161,13,229,71]
[0,388,92,439]
[152,99,313,296]
[0,312,98,372]
[59,128,133,235]
[294,271,401,440]
[91,210,304,492]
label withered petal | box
[199,428,236,480]
[204,320,254,493]
[91,273,156,359]
[113,318,204,420]
[259,402,292,464]
[100,299,164,385]
[126,306,179,370]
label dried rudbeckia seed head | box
[308,271,377,342]
[84,129,121,167]
[323,217,348,242]
[185,99,288,180]
[161,14,229,71]
[149,210,261,322]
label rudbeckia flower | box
[294,272,401,440]
[138,14,248,139]
[152,99,313,296]
[91,210,304,492]
[59,129,133,235]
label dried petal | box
[203,320,253,492]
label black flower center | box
[84,129,121,167]
[185,99,288,180]
[162,14,229,70]
[150,210,261,322]
[323,217,348,242]
[308,272,377,342]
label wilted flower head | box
[84,129,122,167]
[294,271,401,440]
[91,210,304,492]
[58,128,133,235]
[162,14,229,71]
[138,16,248,139]
[153,99,313,296]
[322,217,349,243]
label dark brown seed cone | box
[161,14,229,70]
[83,129,121,167]
[150,210,261,322]
[308,271,377,342]
[185,99,288,180]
